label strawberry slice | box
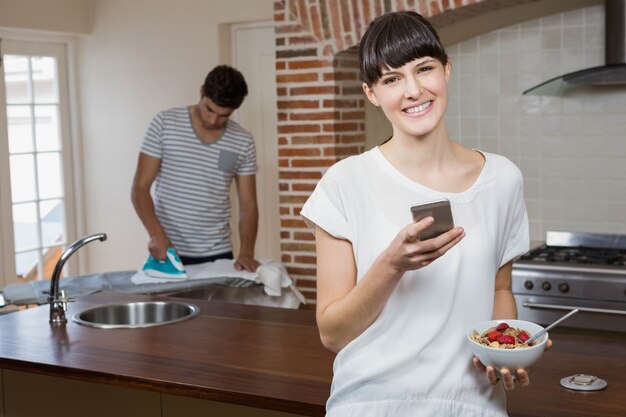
[487,331,502,342]
[497,334,516,345]
[518,331,530,343]
[496,322,510,332]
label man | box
[131,65,259,272]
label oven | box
[512,231,626,333]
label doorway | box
[230,22,280,261]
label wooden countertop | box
[507,326,626,417]
[0,291,624,416]
[0,292,334,416]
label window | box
[0,40,77,286]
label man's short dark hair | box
[202,65,248,109]
[359,11,448,86]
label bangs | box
[359,12,448,86]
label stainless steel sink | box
[72,301,200,329]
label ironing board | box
[1,260,305,309]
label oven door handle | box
[522,301,626,316]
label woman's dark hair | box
[359,11,448,86]
[202,65,248,109]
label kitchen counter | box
[0,291,624,416]
[507,326,626,417]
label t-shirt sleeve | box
[237,134,257,176]
[140,112,165,158]
[500,165,530,266]
[300,165,352,241]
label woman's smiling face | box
[363,57,451,139]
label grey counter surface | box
[1,270,301,309]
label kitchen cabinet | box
[1,370,159,417]
[1,370,304,417]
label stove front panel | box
[512,264,626,303]
[514,294,626,333]
[512,259,626,332]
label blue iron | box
[142,247,188,279]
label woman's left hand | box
[472,338,553,390]
[472,357,528,390]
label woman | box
[301,11,549,417]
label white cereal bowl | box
[467,319,548,373]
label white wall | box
[75,0,274,272]
[445,5,626,241]
[0,0,92,34]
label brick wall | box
[273,0,490,304]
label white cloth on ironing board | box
[131,258,305,304]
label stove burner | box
[520,245,626,266]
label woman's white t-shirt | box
[301,147,529,417]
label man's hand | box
[148,234,171,260]
[234,254,260,272]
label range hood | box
[523,0,626,95]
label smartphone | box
[410,198,454,240]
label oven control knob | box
[524,280,534,290]
[558,283,570,293]
[541,281,551,291]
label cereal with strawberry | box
[471,322,534,349]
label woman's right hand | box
[383,216,465,273]
[315,218,464,353]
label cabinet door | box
[2,370,160,417]
[0,369,4,417]
[162,394,309,417]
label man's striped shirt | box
[140,107,256,257]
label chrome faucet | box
[49,233,107,325]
